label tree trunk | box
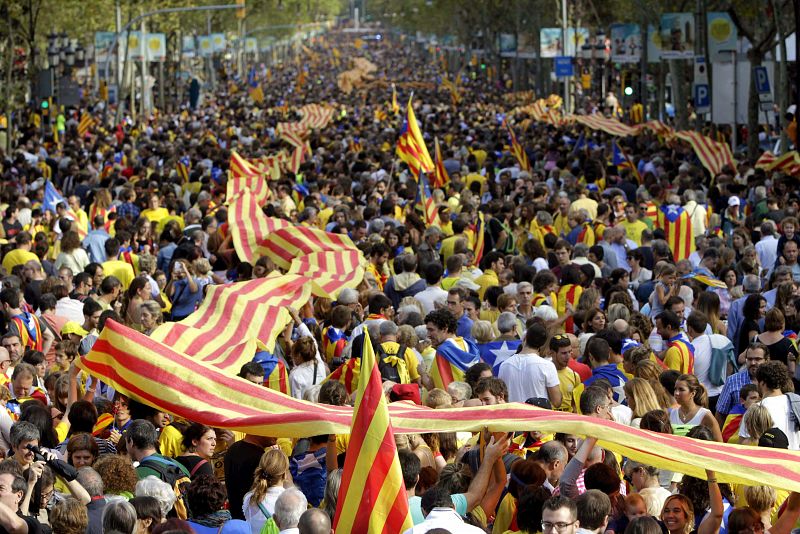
[670,59,688,129]
[773,0,789,152]
[747,48,765,160]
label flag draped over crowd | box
[81,319,800,493]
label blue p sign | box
[694,84,709,110]
[754,66,770,95]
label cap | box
[390,384,421,405]
[336,288,359,305]
[728,196,741,207]
[759,427,789,449]
[61,321,88,337]
[525,397,552,410]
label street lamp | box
[75,44,85,63]
[65,42,75,67]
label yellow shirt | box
[619,219,648,246]
[159,424,185,458]
[554,212,570,237]
[140,207,170,223]
[380,341,421,382]
[73,208,89,234]
[439,234,469,262]
[493,493,516,534]
[557,366,581,412]
[571,197,598,219]
[156,214,185,235]
[2,249,39,273]
[101,259,135,289]
[474,269,499,300]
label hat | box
[61,321,88,337]
[758,427,789,449]
[727,196,740,207]
[679,162,691,173]
[336,288,359,305]
[390,384,421,405]
[621,338,641,354]
[525,397,552,410]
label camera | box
[26,444,78,482]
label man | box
[95,276,122,312]
[756,220,779,279]
[126,419,190,480]
[446,287,474,340]
[366,242,390,291]
[498,323,561,407]
[439,217,471,262]
[0,289,53,355]
[475,251,504,300]
[533,440,569,492]
[273,488,307,534]
[755,361,800,449]
[71,272,93,301]
[542,495,580,534]
[773,240,800,282]
[225,433,279,519]
[21,261,46,312]
[425,308,481,390]
[82,216,110,263]
[715,342,769,426]
[656,311,694,374]
[474,377,507,405]
[576,490,612,534]
[384,254,425,309]
[414,263,448,315]
[727,274,764,356]
[403,487,486,533]
[554,194,572,237]
[619,203,648,246]
[378,321,423,385]
[76,467,106,534]
[417,226,442,266]
[683,189,707,238]
[607,226,637,272]
[516,282,534,320]
[100,238,134,290]
[685,311,729,414]
[1,232,39,273]
[1,337,21,372]
[238,361,265,385]
[298,508,331,534]
[551,334,580,412]
[582,337,627,404]
[0,469,41,534]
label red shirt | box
[568,358,592,382]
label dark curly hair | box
[755,360,792,392]
[187,475,226,517]
[424,308,457,334]
[508,460,546,499]
[318,380,347,406]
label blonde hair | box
[744,485,777,513]
[192,258,211,275]
[624,378,661,419]
[634,360,674,409]
[398,297,425,316]
[743,404,774,442]
[470,320,494,344]
[249,449,289,504]
[661,494,694,534]
[424,388,452,409]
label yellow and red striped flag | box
[673,131,736,177]
[395,96,434,179]
[574,113,639,137]
[656,204,696,262]
[391,83,400,115]
[176,156,190,183]
[333,331,412,534]
[557,283,583,334]
[417,174,438,226]
[472,212,485,266]
[287,250,366,300]
[504,120,531,172]
[78,112,96,137]
[298,103,335,130]
[228,151,271,204]
[325,357,361,394]
[431,136,450,190]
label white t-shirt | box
[760,395,800,450]
[243,486,285,534]
[414,286,448,314]
[498,352,559,403]
[690,335,724,398]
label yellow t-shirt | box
[2,249,39,273]
[475,269,499,300]
[101,259,135,289]
[493,493,517,534]
[159,424,185,458]
[620,219,648,246]
[379,341,421,382]
[557,366,580,412]
[156,214,185,235]
[140,207,170,224]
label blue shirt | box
[715,368,753,416]
[170,278,203,319]
[82,229,110,263]
[157,242,178,273]
[457,313,474,341]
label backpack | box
[289,447,327,507]
[786,392,800,431]
[257,502,280,534]
[375,343,407,383]
[706,334,737,387]
[139,456,192,519]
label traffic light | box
[624,86,634,96]
[40,99,49,111]
[41,98,51,126]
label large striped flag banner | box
[574,114,639,137]
[77,112,96,137]
[260,224,361,271]
[395,96,434,178]
[431,136,450,189]
[504,120,531,172]
[557,283,583,334]
[298,103,335,130]
[80,320,800,492]
[228,151,271,204]
[227,190,291,262]
[429,337,481,390]
[287,250,366,299]
[755,151,800,176]
[673,131,736,176]
[657,204,696,261]
[333,331,412,533]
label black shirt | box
[0,514,43,534]
[175,455,214,480]
[223,440,265,520]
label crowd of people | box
[0,24,797,534]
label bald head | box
[298,508,332,534]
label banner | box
[540,28,562,58]
[609,23,641,63]
[707,12,737,62]
[245,37,258,53]
[647,24,664,64]
[659,13,696,59]
[126,31,144,60]
[182,35,196,58]
[198,36,213,57]
[145,33,166,62]
[211,33,226,52]
[94,32,116,63]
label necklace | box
[678,406,698,423]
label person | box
[582,337,628,404]
[102,500,137,534]
[576,490,611,534]
[715,342,769,426]
[225,434,279,520]
[175,423,216,480]
[660,471,723,534]
[0,468,43,534]
[624,461,671,517]
[273,488,308,534]
[755,361,800,449]
[101,237,135,290]
[754,308,798,372]
[298,508,331,534]
[166,259,202,321]
[130,495,164,534]
[737,294,767,356]
[541,495,580,534]
[656,311,694,374]
[402,486,486,534]
[551,334,581,412]
[288,337,328,400]
[498,323,561,406]
[243,449,289,534]
[49,496,88,534]
[76,467,106,534]
[186,475,248,533]
[668,374,723,440]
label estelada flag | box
[612,140,641,183]
[504,119,531,172]
[431,136,450,189]
[429,337,481,390]
[416,174,438,226]
[395,95,434,179]
[557,284,583,334]
[656,204,695,262]
[333,331,412,534]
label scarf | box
[192,509,232,527]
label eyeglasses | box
[542,521,577,532]
[41,488,54,502]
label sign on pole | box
[554,56,574,78]
[754,66,774,111]
[693,56,710,114]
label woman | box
[713,267,740,319]
[243,449,289,534]
[186,475,244,533]
[755,308,798,372]
[624,378,662,428]
[624,461,672,516]
[66,433,99,468]
[50,496,88,534]
[493,460,547,534]
[627,249,652,292]
[696,292,726,336]
[288,337,328,400]
[167,259,203,321]
[737,294,767,362]
[122,276,153,328]
[94,454,138,500]
[130,496,164,534]
[54,231,90,274]
[774,283,798,332]
[738,404,774,445]
[731,228,751,263]
[88,189,114,227]
[727,493,800,534]
[633,361,676,410]
[579,308,606,356]
[669,374,723,441]
[660,471,723,534]
[139,301,163,336]
[175,423,216,480]
[103,500,137,534]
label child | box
[776,216,800,267]
[608,493,648,534]
[650,263,679,319]
[721,383,761,443]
